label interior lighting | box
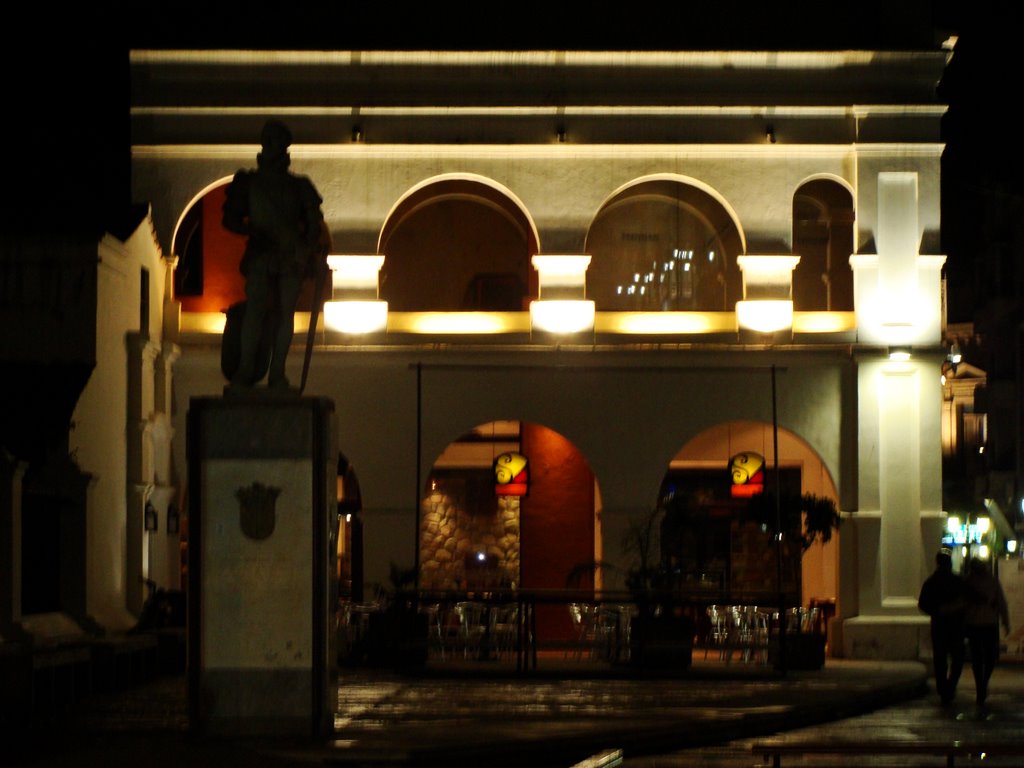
[1007,540,1018,554]
[946,516,961,534]
[977,544,990,559]
[323,255,388,334]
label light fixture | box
[166,505,180,534]
[888,347,911,362]
[1008,540,1018,554]
[144,502,158,533]
[735,255,799,335]
[948,343,962,366]
[323,255,388,334]
[530,255,595,335]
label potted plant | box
[744,492,841,670]
[366,563,428,668]
[621,507,695,671]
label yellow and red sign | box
[493,451,529,497]
[729,452,764,498]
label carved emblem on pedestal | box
[235,482,280,540]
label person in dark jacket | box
[963,556,1011,707]
[917,549,967,705]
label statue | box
[221,119,327,391]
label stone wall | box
[419,480,520,591]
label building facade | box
[3,46,957,659]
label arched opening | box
[170,181,331,315]
[420,420,600,650]
[792,178,855,311]
[379,178,538,311]
[661,420,840,654]
[336,453,364,603]
[585,178,744,311]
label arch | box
[170,175,331,314]
[585,175,746,311]
[379,175,540,311]
[336,452,364,602]
[661,420,839,610]
[170,177,236,309]
[421,420,601,643]
[791,176,855,311]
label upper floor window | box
[585,179,743,311]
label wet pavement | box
[6,655,1024,767]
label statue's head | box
[260,119,292,160]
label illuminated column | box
[323,255,388,335]
[530,255,595,335]
[843,172,947,659]
[735,255,799,338]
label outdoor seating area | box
[336,592,829,673]
[704,604,824,666]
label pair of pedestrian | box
[918,550,1011,707]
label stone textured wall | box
[419,481,520,591]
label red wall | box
[520,422,595,641]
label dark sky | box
[8,2,1019,322]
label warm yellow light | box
[735,300,793,333]
[977,544,990,559]
[530,300,595,334]
[976,516,990,534]
[736,255,800,296]
[327,254,385,300]
[323,300,388,334]
[532,255,591,300]
[599,312,734,334]
[397,312,523,334]
[888,349,911,362]
[792,312,856,333]
[946,516,961,533]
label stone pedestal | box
[186,396,337,737]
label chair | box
[568,603,601,660]
[491,603,519,659]
[705,605,730,659]
[454,601,490,659]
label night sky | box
[7,2,1020,324]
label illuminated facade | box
[1,47,957,659]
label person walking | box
[963,557,1011,708]
[917,549,967,705]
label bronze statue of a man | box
[222,119,326,390]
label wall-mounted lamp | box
[144,502,158,533]
[167,505,180,535]
[888,347,911,362]
[529,255,594,335]
[323,255,388,334]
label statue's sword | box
[299,254,328,395]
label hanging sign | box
[493,451,529,497]
[729,451,765,498]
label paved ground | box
[6,655,1024,767]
